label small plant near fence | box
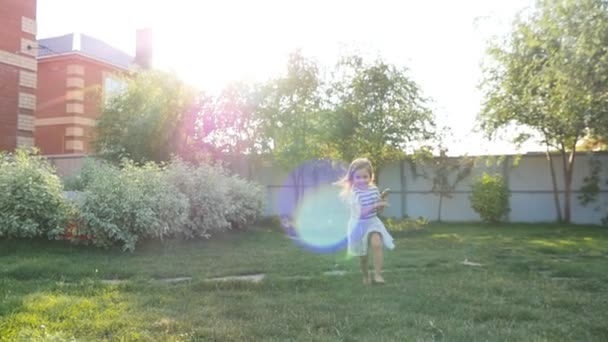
[469,172,510,223]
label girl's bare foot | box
[373,274,385,285]
[363,273,371,286]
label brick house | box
[34,33,136,154]
[0,0,38,151]
[0,0,152,155]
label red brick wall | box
[0,66,19,150]
[35,55,125,155]
[0,0,37,152]
[0,0,36,52]
[83,59,107,120]
[36,60,67,119]
[35,125,64,154]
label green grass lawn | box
[1,223,607,341]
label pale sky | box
[37,0,542,156]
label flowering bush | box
[224,175,266,230]
[0,149,71,239]
[77,161,189,251]
[71,159,265,251]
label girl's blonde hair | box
[335,158,375,200]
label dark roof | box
[37,33,133,69]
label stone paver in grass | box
[156,277,192,284]
[100,277,193,285]
[461,259,483,267]
[94,257,587,287]
[206,273,266,283]
[282,275,313,280]
[550,277,578,281]
[97,267,427,286]
[100,279,129,285]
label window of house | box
[103,75,127,103]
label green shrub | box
[224,175,265,230]
[382,217,429,232]
[164,160,264,234]
[469,172,510,223]
[165,160,232,238]
[255,215,282,230]
[66,158,265,251]
[0,149,70,238]
[62,158,100,191]
[78,161,189,251]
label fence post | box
[503,155,512,222]
[400,159,407,218]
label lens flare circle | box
[277,159,350,254]
[290,185,350,253]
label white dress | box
[347,185,395,257]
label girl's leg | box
[370,233,385,283]
[360,256,370,286]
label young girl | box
[336,158,395,286]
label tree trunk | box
[312,162,319,188]
[561,147,576,224]
[546,150,563,222]
[297,168,306,203]
[247,156,253,181]
[438,194,443,222]
[292,171,300,206]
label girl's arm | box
[359,189,389,217]
[351,190,389,218]
[358,201,389,218]
[377,188,390,214]
[359,205,375,218]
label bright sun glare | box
[146,1,306,93]
[38,0,539,155]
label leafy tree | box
[329,55,435,176]
[410,129,474,222]
[95,70,196,163]
[429,149,474,222]
[479,0,608,222]
[190,82,271,177]
[199,82,268,156]
[577,136,608,152]
[258,51,326,201]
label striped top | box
[350,185,380,220]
